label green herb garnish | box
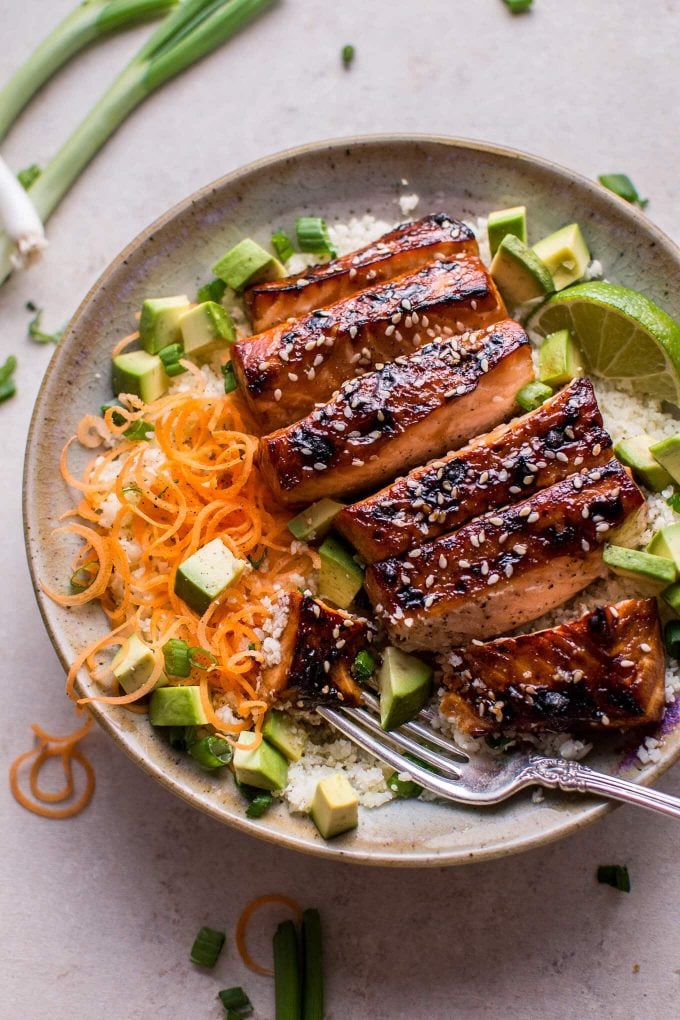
[28,308,63,343]
[190,926,226,967]
[197,277,227,303]
[17,164,41,190]
[351,649,375,682]
[598,174,648,208]
[341,43,355,68]
[123,418,155,441]
[245,791,274,818]
[221,361,238,393]
[503,0,532,11]
[0,354,18,404]
[271,230,295,262]
[597,864,631,892]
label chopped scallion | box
[248,552,266,569]
[187,734,233,769]
[341,43,355,68]
[0,354,18,404]
[163,638,192,677]
[158,341,186,376]
[597,864,631,892]
[386,772,423,798]
[123,418,155,441]
[351,649,375,682]
[17,164,41,190]
[295,216,336,259]
[197,277,227,303]
[598,174,648,208]
[503,0,532,11]
[222,361,238,393]
[301,908,323,1020]
[190,925,226,967]
[27,308,63,344]
[218,986,253,1016]
[69,560,98,594]
[245,792,273,818]
[664,620,680,659]
[167,725,190,751]
[667,491,680,514]
[101,399,127,426]
[516,381,553,412]
[273,919,301,1020]
[271,230,295,262]
[188,646,218,670]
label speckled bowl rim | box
[23,133,680,866]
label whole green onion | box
[273,920,301,1020]
[301,909,323,1020]
[271,230,295,262]
[295,217,336,259]
[597,864,631,892]
[0,0,278,286]
[190,925,226,967]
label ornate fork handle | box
[526,757,680,820]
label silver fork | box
[318,691,680,820]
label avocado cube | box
[647,524,680,570]
[538,329,583,387]
[490,234,554,307]
[310,773,358,839]
[532,223,590,291]
[111,633,166,695]
[149,685,208,726]
[318,536,364,609]
[262,711,307,762]
[379,646,433,730]
[487,205,527,257]
[112,350,169,403]
[287,499,344,542]
[603,544,677,589]
[139,295,191,354]
[649,436,680,486]
[174,538,246,615]
[516,381,553,412]
[663,582,680,615]
[180,301,236,362]
[614,435,673,492]
[233,731,289,790]
[212,239,284,292]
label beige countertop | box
[1,1,679,1016]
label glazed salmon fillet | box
[336,378,613,562]
[258,592,371,707]
[364,460,645,650]
[244,213,479,332]
[439,598,665,735]
[258,319,533,505]
[232,258,506,433]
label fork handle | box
[530,758,680,820]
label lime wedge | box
[531,282,680,405]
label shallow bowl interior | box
[24,135,680,866]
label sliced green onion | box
[17,164,41,190]
[158,341,187,375]
[245,792,273,818]
[163,638,192,677]
[386,772,423,798]
[0,354,18,404]
[123,418,155,441]
[351,650,375,682]
[273,919,301,1020]
[167,725,190,751]
[301,908,323,1020]
[295,216,337,259]
[101,399,127,425]
[597,864,631,892]
[69,560,99,594]
[188,646,218,670]
[187,734,233,769]
[341,43,355,68]
[516,381,553,412]
[197,277,227,303]
[503,0,532,12]
[218,987,253,1016]
[667,491,680,514]
[190,925,226,967]
[248,552,266,569]
[271,230,295,262]
[598,174,648,208]
[27,308,63,343]
[664,620,680,659]
[222,361,238,393]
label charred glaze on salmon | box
[439,598,665,735]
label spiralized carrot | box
[9,715,95,819]
[46,353,318,731]
[235,894,303,976]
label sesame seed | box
[620,659,635,668]
[498,532,509,544]
[323,660,331,673]
[279,349,289,362]
[481,561,489,575]
[349,267,357,279]
[313,462,327,471]
[385,324,395,336]
[459,559,470,568]
[556,451,569,463]
[304,340,316,351]
[610,606,619,618]
[333,421,346,432]
[404,618,414,628]
[312,603,321,617]
[527,512,539,524]
[288,372,298,382]
[582,507,590,519]
[574,455,584,466]
[439,554,448,569]
[504,564,513,577]
[518,505,531,518]
[401,298,412,311]
[509,486,522,495]
[573,477,583,490]
[313,354,324,367]
[424,594,435,608]
[523,475,534,485]
[581,539,590,551]
[400,573,410,585]
[479,471,490,484]
[487,574,500,585]
[349,326,358,339]
[596,522,610,532]
[409,548,422,558]
[470,534,480,548]
[480,358,489,373]
[274,388,282,401]
[513,544,527,555]
[258,360,268,372]
[640,642,652,653]
[592,443,602,456]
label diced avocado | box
[287,499,344,542]
[310,773,358,839]
[487,205,527,257]
[149,685,208,726]
[663,582,680,614]
[490,234,554,307]
[174,538,246,615]
[647,523,680,570]
[532,223,590,291]
[262,711,306,762]
[180,301,236,361]
[650,436,680,486]
[112,350,169,403]
[538,329,583,387]
[613,434,673,492]
[212,239,284,292]
[139,295,191,354]
[379,646,433,730]
[318,536,364,609]
[111,633,166,695]
[516,380,553,412]
[233,730,289,791]
[603,544,677,589]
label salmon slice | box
[244,213,479,332]
[259,319,533,505]
[336,377,612,562]
[258,592,371,707]
[233,258,506,433]
[439,598,665,736]
[364,460,645,650]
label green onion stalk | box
[0,0,179,143]
[0,0,277,287]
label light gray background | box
[1,1,679,1017]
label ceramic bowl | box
[24,135,680,866]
